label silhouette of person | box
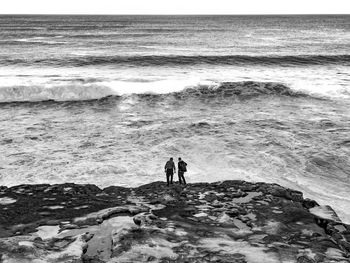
[164,157,176,186]
[178,157,187,185]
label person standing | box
[178,157,187,185]
[164,157,176,186]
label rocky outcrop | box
[0,180,349,262]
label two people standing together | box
[164,157,187,186]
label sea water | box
[0,15,349,223]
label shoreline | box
[1,180,349,262]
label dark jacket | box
[165,160,175,171]
[178,160,187,172]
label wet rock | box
[340,240,350,252]
[303,198,319,209]
[334,224,347,233]
[133,212,157,227]
[343,232,350,242]
[0,232,93,262]
[204,193,217,202]
[0,180,349,262]
[226,209,240,217]
[332,232,343,241]
[211,200,223,208]
[262,184,304,202]
[297,255,316,263]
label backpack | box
[179,161,187,172]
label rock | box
[133,216,142,226]
[288,190,304,202]
[0,233,93,262]
[226,209,240,217]
[332,232,343,241]
[303,198,319,209]
[132,212,157,227]
[282,206,315,224]
[334,224,347,233]
[340,240,350,252]
[204,193,217,202]
[211,200,223,208]
[343,232,350,242]
[0,180,348,262]
[297,255,315,263]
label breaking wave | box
[0,82,308,104]
[0,84,114,103]
[2,54,350,67]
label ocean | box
[0,15,349,223]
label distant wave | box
[0,82,308,104]
[1,54,350,67]
[1,37,66,46]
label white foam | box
[105,78,216,95]
[1,63,350,102]
[0,84,115,102]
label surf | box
[0,81,311,104]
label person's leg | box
[166,170,170,186]
[170,172,173,184]
[182,174,186,185]
[178,172,182,184]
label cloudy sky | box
[1,0,349,14]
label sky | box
[0,0,349,14]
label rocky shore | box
[0,180,349,262]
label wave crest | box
[2,54,350,67]
[0,84,116,103]
[177,82,306,98]
[0,81,308,104]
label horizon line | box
[0,13,349,16]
